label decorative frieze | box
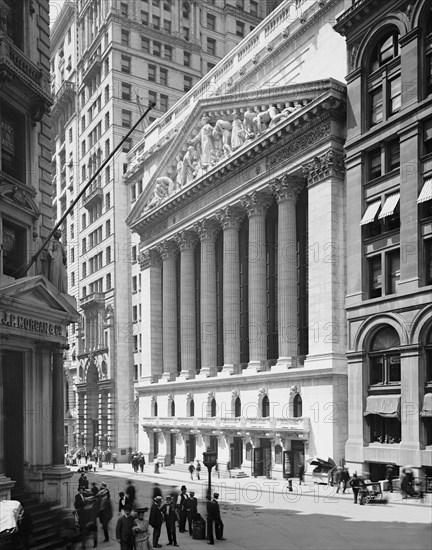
[302,149,345,186]
[241,191,272,217]
[138,249,161,270]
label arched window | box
[293,394,303,418]
[275,444,282,465]
[210,398,217,417]
[262,395,270,418]
[170,400,175,417]
[151,400,158,417]
[367,29,401,127]
[189,399,195,417]
[369,326,400,386]
[234,397,241,418]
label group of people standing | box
[130,453,146,474]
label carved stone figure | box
[213,119,232,157]
[145,177,171,211]
[47,229,68,293]
[231,116,246,150]
[243,107,256,139]
[175,154,184,190]
[253,104,279,134]
[188,115,214,168]
[183,145,197,185]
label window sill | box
[368,441,401,447]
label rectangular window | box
[164,19,171,33]
[369,255,382,298]
[1,104,25,182]
[105,139,110,157]
[387,139,400,171]
[184,75,192,92]
[141,11,148,25]
[164,2,171,11]
[236,21,245,37]
[183,26,190,41]
[149,90,157,105]
[164,45,172,61]
[105,112,110,131]
[184,51,191,67]
[141,36,150,52]
[106,219,111,237]
[423,118,432,155]
[207,13,216,31]
[106,246,111,264]
[207,37,216,56]
[389,76,401,115]
[386,249,400,294]
[2,220,26,277]
[105,85,109,103]
[121,55,131,73]
[152,15,160,29]
[121,2,128,16]
[425,239,432,285]
[122,109,132,128]
[160,94,168,112]
[369,147,382,180]
[121,82,132,100]
[370,87,383,125]
[122,137,132,152]
[250,1,258,16]
[160,67,168,86]
[121,29,129,46]
[148,64,156,82]
[132,276,137,293]
[106,273,112,290]
[133,305,138,322]
[153,41,161,57]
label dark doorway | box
[170,433,176,464]
[253,438,271,477]
[186,434,196,463]
[209,435,218,458]
[291,440,305,478]
[2,351,24,487]
[368,462,399,482]
[230,437,243,468]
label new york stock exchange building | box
[126,0,349,479]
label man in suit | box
[161,495,179,546]
[206,492,226,545]
[185,490,198,536]
[149,495,164,548]
[176,485,188,533]
[212,493,226,542]
[115,504,135,550]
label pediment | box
[127,78,346,229]
[0,275,78,318]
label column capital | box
[193,218,220,241]
[270,175,304,203]
[156,240,178,260]
[138,248,161,270]
[241,191,272,217]
[302,149,345,186]
[216,205,245,230]
[174,229,198,251]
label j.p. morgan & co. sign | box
[1,311,63,336]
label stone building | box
[126,0,348,478]
[0,0,78,504]
[50,0,281,459]
[335,0,432,481]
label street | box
[69,464,432,550]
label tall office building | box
[50,0,280,460]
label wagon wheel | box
[364,496,371,504]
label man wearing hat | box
[98,482,113,543]
[206,492,226,545]
[115,504,135,550]
[149,495,164,548]
[162,495,179,546]
[177,485,189,533]
[185,490,198,536]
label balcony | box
[0,35,51,119]
[142,416,310,438]
[80,292,105,309]
[51,81,76,120]
[82,53,101,86]
[82,181,103,210]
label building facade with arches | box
[335,0,432,480]
[126,0,349,479]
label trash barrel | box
[192,514,206,540]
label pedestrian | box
[125,480,136,509]
[118,492,128,515]
[90,482,99,496]
[112,454,118,469]
[298,462,305,485]
[214,461,220,479]
[386,463,395,493]
[196,460,201,480]
[115,504,135,550]
[132,507,151,550]
[79,473,89,491]
[98,482,113,543]
[15,505,33,550]
[206,492,226,545]
[83,495,99,549]
[105,450,112,465]
[188,462,195,480]
[341,467,350,493]
[185,490,198,536]
[149,495,164,548]
[132,454,139,473]
[154,458,160,474]
[349,471,364,504]
[334,467,343,493]
[152,483,162,501]
[162,495,179,547]
[139,454,145,473]
[227,460,232,479]
[177,485,188,533]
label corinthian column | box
[194,219,220,377]
[52,346,65,465]
[157,240,179,381]
[241,192,272,372]
[271,176,304,371]
[216,206,244,375]
[175,230,198,379]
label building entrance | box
[170,433,176,465]
[230,437,243,468]
[186,434,196,463]
[253,438,271,477]
[2,351,24,487]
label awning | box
[420,393,432,417]
[417,178,432,204]
[360,200,381,225]
[378,192,400,219]
[364,394,401,418]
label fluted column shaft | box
[272,177,304,366]
[157,241,178,380]
[52,347,65,465]
[217,207,244,373]
[242,192,272,371]
[175,231,197,379]
[195,220,220,376]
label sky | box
[50,0,67,25]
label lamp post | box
[202,447,217,501]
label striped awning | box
[378,192,400,219]
[420,393,432,417]
[360,200,381,225]
[417,178,432,204]
[364,394,401,418]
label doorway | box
[2,351,24,487]
[186,434,196,463]
[170,433,176,465]
[230,437,243,468]
[253,438,271,477]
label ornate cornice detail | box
[216,205,245,230]
[138,249,161,270]
[193,219,220,241]
[302,149,345,186]
[290,385,301,395]
[258,386,268,396]
[266,121,331,169]
[231,388,240,398]
[156,240,178,260]
[174,229,198,251]
[270,175,304,203]
[241,191,272,217]
[208,390,215,398]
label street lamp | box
[202,447,217,501]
